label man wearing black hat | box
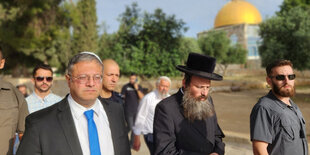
[153,53,225,155]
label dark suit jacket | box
[16,95,131,155]
[153,89,225,155]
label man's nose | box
[282,76,290,83]
[201,88,209,96]
[86,77,95,86]
[112,75,118,82]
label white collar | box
[68,94,101,120]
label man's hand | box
[134,83,144,99]
[133,135,141,151]
[133,83,139,90]
[18,133,23,140]
[209,153,219,155]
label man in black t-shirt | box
[121,73,144,147]
[100,59,123,104]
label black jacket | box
[153,89,225,155]
[17,95,131,155]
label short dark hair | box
[130,72,137,76]
[32,64,53,77]
[266,60,293,76]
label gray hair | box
[67,52,103,75]
[156,76,171,87]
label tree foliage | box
[279,0,310,14]
[71,0,98,53]
[198,30,247,75]
[0,0,73,75]
[98,3,188,77]
[259,7,310,70]
[179,37,202,62]
[0,0,99,75]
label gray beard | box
[158,91,169,99]
[182,89,215,122]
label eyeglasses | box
[35,76,53,82]
[69,74,103,84]
[269,74,296,81]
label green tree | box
[98,3,188,77]
[71,0,98,54]
[198,31,230,60]
[136,8,187,77]
[259,7,310,70]
[117,2,141,48]
[198,30,247,75]
[279,0,310,14]
[0,0,73,75]
[98,3,142,75]
[179,37,202,63]
[221,44,247,74]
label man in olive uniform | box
[0,46,29,155]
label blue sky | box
[96,0,283,38]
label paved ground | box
[132,88,310,155]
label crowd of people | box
[0,46,308,155]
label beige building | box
[198,0,262,68]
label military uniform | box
[0,79,29,155]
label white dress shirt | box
[68,94,114,155]
[132,90,170,135]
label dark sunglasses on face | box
[35,76,53,82]
[269,74,296,81]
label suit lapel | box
[100,98,119,154]
[57,97,83,155]
[100,98,113,129]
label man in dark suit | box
[153,53,225,155]
[17,52,131,155]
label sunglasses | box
[35,76,53,82]
[269,74,296,81]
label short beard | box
[273,83,295,97]
[35,83,51,93]
[158,90,169,99]
[182,89,215,122]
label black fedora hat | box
[176,53,223,81]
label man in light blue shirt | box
[26,64,62,113]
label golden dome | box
[214,0,262,28]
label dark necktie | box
[84,109,101,155]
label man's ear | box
[31,77,35,85]
[65,74,71,86]
[182,78,186,88]
[266,76,272,86]
[0,59,5,69]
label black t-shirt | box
[121,83,143,116]
[103,91,124,105]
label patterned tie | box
[84,109,101,155]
